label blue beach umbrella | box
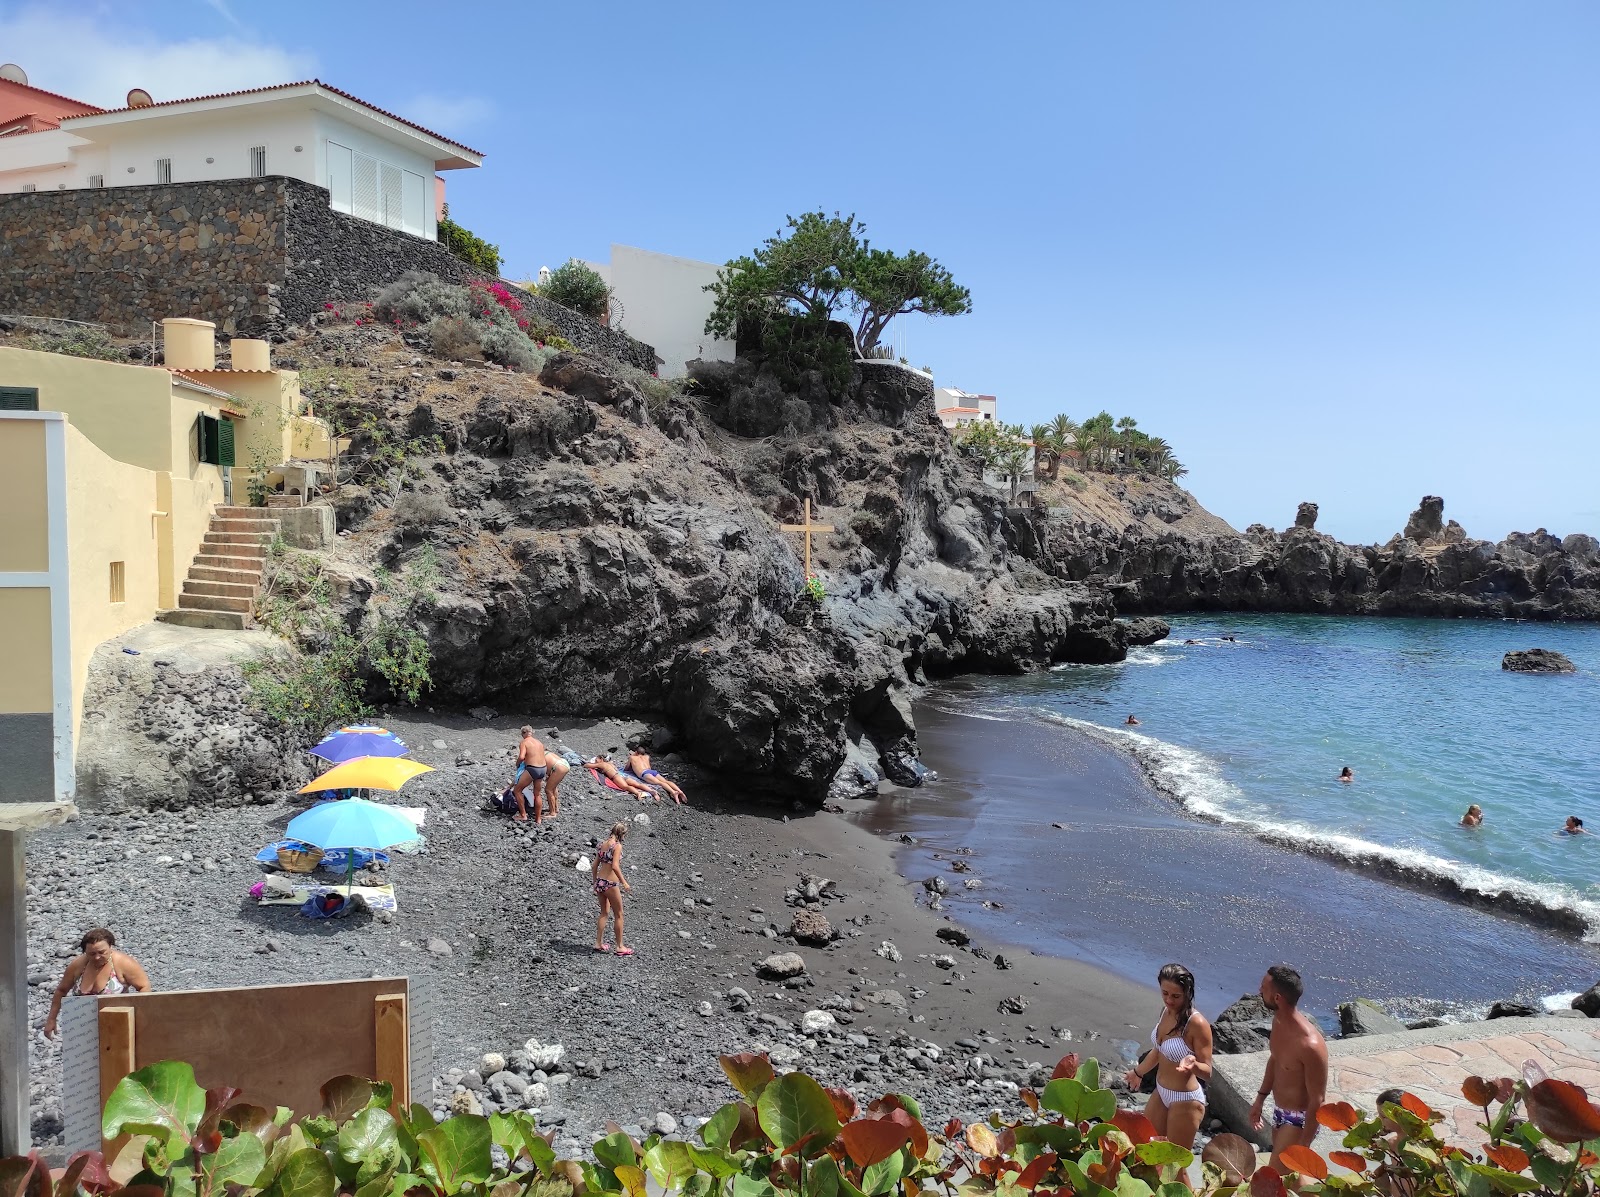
[287,797,422,851]
[310,730,411,763]
[286,797,424,897]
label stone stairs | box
[156,507,281,631]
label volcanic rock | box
[790,911,834,945]
[1502,650,1577,674]
[1337,998,1408,1038]
[1212,995,1272,1054]
[757,952,807,979]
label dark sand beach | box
[849,697,1600,1025]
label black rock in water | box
[1502,649,1577,673]
[1572,983,1600,1018]
[1487,999,1541,1019]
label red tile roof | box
[0,77,104,119]
[65,79,483,158]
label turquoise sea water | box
[941,614,1600,938]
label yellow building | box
[0,319,330,800]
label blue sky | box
[7,1,1597,543]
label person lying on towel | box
[627,747,686,804]
[587,755,657,800]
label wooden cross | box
[781,498,834,579]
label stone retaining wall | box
[0,177,655,369]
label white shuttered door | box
[326,142,353,211]
[352,153,380,223]
[379,163,403,228]
[401,171,426,236]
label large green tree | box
[956,420,1033,502]
[705,211,971,358]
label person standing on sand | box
[1248,964,1329,1170]
[511,726,547,822]
[592,821,633,956]
[1124,963,1213,1155]
[541,752,570,818]
[43,928,151,1038]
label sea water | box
[949,615,1600,937]
[875,614,1600,1020]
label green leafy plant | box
[245,447,274,508]
[14,1053,1600,1197]
[245,545,437,741]
[803,575,825,604]
[438,203,503,275]
[704,211,971,361]
[955,420,1034,502]
[540,259,612,320]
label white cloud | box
[199,0,246,31]
[0,6,315,108]
[400,93,495,134]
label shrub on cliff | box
[541,258,612,319]
[31,326,125,362]
[376,272,562,372]
[705,210,971,360]
[54,1051,1600,1197]
[437,202,503,275]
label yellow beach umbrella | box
[300,756,435,793]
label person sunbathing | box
[587,755,656,800]
[628,748,686,804]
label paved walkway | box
[1210,1016,1600,1148]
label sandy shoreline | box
[23,707,1154,1152]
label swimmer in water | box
[1560,816,1588,836]
[1126,715,1141,726]
[1338,766,1354,784]
[1460,804,1483,828]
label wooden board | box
[97,977,409,1123]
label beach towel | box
[253,841,391,871]
[259,882,399,912]
[586,767,658,797]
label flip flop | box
[615,947,635,957]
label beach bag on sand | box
[491,786,519,815]
[301,892,351,919]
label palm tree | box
[1084,411,1117,471]
[1115,416,1139,471]
[1030,423,1060,480]
[1071,424,1099,473]
[1143,436,1173,475]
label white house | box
[0,73,482,242]
[935,387,998,429]
[581,244,736,378]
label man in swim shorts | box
[1248,964,1328,1171]
[511,726,548,822]
[627,746,686,804]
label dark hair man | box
[1248,964,1329,1170]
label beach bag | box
[301,892,350,919]
[491,786,520,816]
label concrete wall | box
[63,424,162,741]
[591,244,736,378]
[0,413,75,803]
[92,109,319,193]
[0,347,178,470]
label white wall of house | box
[0,93,464,243]
[585,244,735,378]
[316,112,436,240]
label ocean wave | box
[1051,646,1174,670]
[1034,710,1600,942]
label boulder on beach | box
[1337,998,1408,1038]
[1502,649,1577,674]
[789,910,833,945]
[1571,982,1600,1018]
[1212,994,1272,1054]
[757,952,807,979]
[1487,999,1541,1020]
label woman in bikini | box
[592,821,633,956]
[1124,963,1213,1153]
[587,755,656,801]
[43,928,152,1038]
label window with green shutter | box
[0,386,39,411]
[217,417,236,467]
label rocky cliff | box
[1024,476,1600,621]
[256,326,1159,804]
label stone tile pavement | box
[1210,1016,1600,1148]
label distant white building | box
[582,244,736,378]
[935,387,998,429]
[0,71,483,242]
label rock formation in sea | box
[1024,481,1600,621]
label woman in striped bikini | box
[591,822,633,956]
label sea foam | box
[1035,710,1600,942]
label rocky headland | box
[1021,478,1600,622]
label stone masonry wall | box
[0,178,288,334]
[0,177,656,369]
